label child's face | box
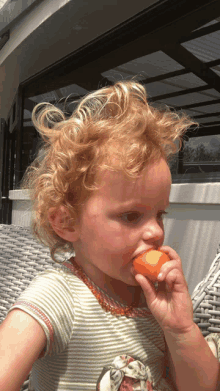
[73,158,171,287]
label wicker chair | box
[192,251,220,336]
[0,224,66,391]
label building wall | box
[0,0,39,28]
[165,184,220,294]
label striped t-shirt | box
[8,260,175,391]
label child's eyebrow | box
[118,201,170,208]
[111,201,150,212]
[119,201,141,208]
[111,201,170,212]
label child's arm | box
[0,309,46,391]
[165,325,219,391]
[134,246,220,391]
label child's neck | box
[104,277,146,308]
[71,257,146,308]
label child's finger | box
[157,260,183,282]
[159,245,180,261]
[162,269,188,292]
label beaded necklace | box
[63,257,150,318]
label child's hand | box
[134,246,194,336]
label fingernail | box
[157,273,163,280]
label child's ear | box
[48,206,79,242]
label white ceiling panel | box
[166,73,206,89]
[192,19,219,32]
[102,51,184,80]
[194,103,220,114]
[145,81,182,97]
[198,116,220,123]
[182,31,220,62]
[159,92,214,107]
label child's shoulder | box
[26,261,80,288]
[5,263,78,359]
[13,262,77,308]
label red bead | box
[67,257,150,317]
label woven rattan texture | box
[192,252,220,336]
[0,224,66,391]
[0,224,67,323]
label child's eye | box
[120,212,142,223]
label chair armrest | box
[192,253,220,336]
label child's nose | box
[142,219,164,244]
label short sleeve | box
[7,268,75,357]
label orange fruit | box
[133,249,170,282]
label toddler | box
[0,81,219,391]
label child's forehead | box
[95,159,171,201]
[97,170,139,194]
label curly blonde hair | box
[21,80,196,262]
